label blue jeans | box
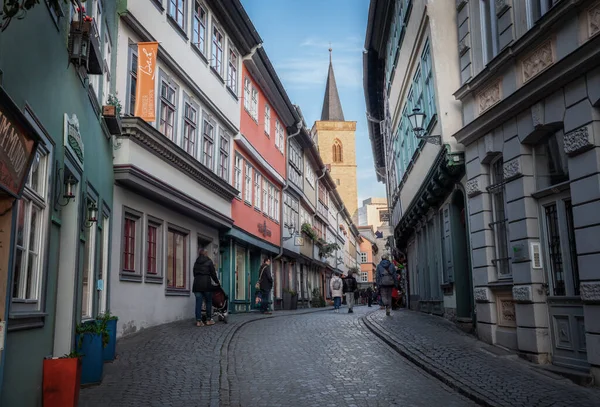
[195,292,212,321]
[333,296,341,309]
[261,290,270,312]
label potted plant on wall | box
[102,94,123,136]
[97,311,119,362]
[76,320,108,385]
[43,351,82,407]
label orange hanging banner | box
[134,42,159,122]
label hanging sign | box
[0,87,40,199]
[134,42,159,122]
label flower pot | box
[282,292,292,310]
[76,333,104,385]
[101,319,118,362]
[291,294,298,310]
[102,105,117,117]
[43,357,82,407]
[70,20,92,34]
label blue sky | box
[241,0,386,206]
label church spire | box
[320,47,345,121]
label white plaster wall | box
[124,0,240,129]
[113,138,232,218]
[110,186,220,338]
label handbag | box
[255,265,266,290]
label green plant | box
[76,320,109,349]
[284,288,297,296]
[106,94,122,116]
[318,242,341,258]
[61,351,83,359]
[301,223,318,241]
[2,0,87,32]
[97,310,118,321]
[310,288,326,308]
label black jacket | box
[258,264,273,291]
[192,255,219,293]
[343,276,358,293]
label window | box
[300,207,311,227]
[534,131,569,191]
[275,120,284,153]
[262,178,268,213]
[254,173,262,209]
[167,229,188,290]
[160,80,176,139]
[274,189,280,222]
[360,252,368,263]
[244,78,251,112]
[268,183,275,218]
[480,0,499,64]
[82,200,97,319]
[11,150,49,309]
[306,164,315,187]
[527,0,559,27]
[127,45,138,115]
[211,23,224,76]
[102,32,112,104]
[360,272,368,283]
[218,129,229,180]
[244,163,252,203]
[318,183,327,205]
[97,212,110,314]
[168,0,185,29]
[288,141,302,187]
[487,156,511,278]
[264,104,271,136]
[314,219,325,240]
[122,216,137,272]
[202,119,214,170]
[284,194,299,228]
[332,139,343,163]
[183,102,198,156]
[147,224,158,275]
[234,155,243,197]
[192,1,207,54]
[228,45,238,94]
[251,87,259,121]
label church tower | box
[313,49,358,220]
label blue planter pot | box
[102,319,117,362]
[76,333,104,385]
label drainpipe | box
[242,43,263,61]
[335,204,345,275]
[313,166,329,298]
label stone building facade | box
[452,0,600,381]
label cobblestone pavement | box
[79,308,329,407]
[363,309,600,407]
[227,307,474,407]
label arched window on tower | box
[332,139,343,163]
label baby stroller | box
[202,286,229,323]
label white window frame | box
[264,104,271,136]
[228,43,238,95]
[202,118,215,170]
[251,87,259,121]
[183,101,198,157]
[159,78,177,140]
[306,164,315,187]
[480,0,499,65]
[360,252,368,263]
[211,21,224,76]
[274,189,280,222]
[254,172,262,209]
[218,129,230,181]
[244,77,251,113]
[234,155,243,197]
[102,30,112,104]
[244,163,252,204]
[98,212,110,314]
[81,199,97,319]
[262,178,268,213]
[192,1,207,55]
[11,147,51,312]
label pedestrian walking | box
[192,249,220,327]
[343,270,358,313]
[376,253,398,316]
[257,258,273,314]
[330,272,343,313]
[366,285,373,307]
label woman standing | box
[330,272,344,313]
[192,249,220,327]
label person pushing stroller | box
[192,248,221,327]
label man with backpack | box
[343,270,358,313]
[330,272,344,313]
[376,253,398,316]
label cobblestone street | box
[79,306,600,407]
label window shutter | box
[443,204,454,283]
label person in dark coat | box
[258,258,273,314]
[193,249,220,327]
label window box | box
[102,105,122,135]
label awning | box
[225,227,279,254]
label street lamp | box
[282,223,296,242]
[407,108,441,145]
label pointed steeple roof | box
[320,48,345,121]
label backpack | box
[333,278,342,291]
[380,264,395,286]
